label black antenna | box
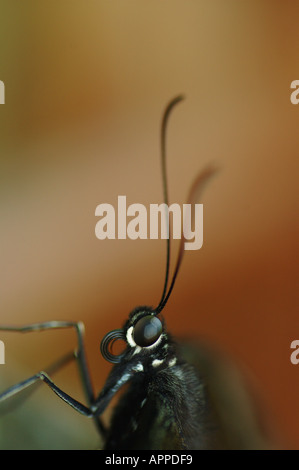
[155,95,185,313]
[155,97,216,315]
[156,166,216,313]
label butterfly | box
[0,96,271,450]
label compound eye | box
[133,315,162,347]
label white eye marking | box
[126,326,136,347]
[152,358,164,368]
[144,332,164,350]
[127,327,165,352]
[132,346,142,356]
[168,357,177,367]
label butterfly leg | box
[0,368,92,417]
[0,321,106,436]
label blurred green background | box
[0,1,298,449]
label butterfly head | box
[100,306,171,369]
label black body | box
[105,341,221,450]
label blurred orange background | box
[0,1,298,449]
